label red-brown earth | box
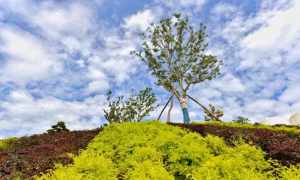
[0,129,100,179]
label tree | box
[204,104,223,122]
[133,13,221,124]
[47,121,69,133]
[234,116,250,124]
[104,88,157,123]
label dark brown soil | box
[171,123,300,165]
[0,129,100,179]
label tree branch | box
[157,95,174,121]
[187,95,220,121]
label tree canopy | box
[133,13,221,100]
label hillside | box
[1,122,300,179]
[37,122,300,179]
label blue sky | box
[0,0,300,138]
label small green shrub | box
[104,88,157,123]
[47,121,69,133]
[233,116,251,124]
[0,137,17,150]
[38,122,300,180]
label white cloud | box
[178,0,206,8]
[279,85,300,103]
[211,3,238,18]
[211,74,246,93]
[201,0,300,124]
[0,26,62,85]
[238,0,300,69]
[86,81,110,94]
[158,0,206,11]
[32,3,93,39]
[123,9,155,31]
[261,113,291,125]
[0,0,145,137]
[242,1,300,51]
[0,90,106,137]
[85,67,110,94]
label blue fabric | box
[182,108,190,124]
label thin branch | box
[187,95,220,121]
[157,95,174,121]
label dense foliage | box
[37,122,300,180]
[104,88,157,123]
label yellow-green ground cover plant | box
[0,137,17,150]
[37,122,300,180]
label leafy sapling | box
[104,90,125,124]
[133,13,221,124]
[104,88,157,123]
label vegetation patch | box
[173,122,300,165]
[38,122,300,180]
[0,129,100,179]
[197,121,300,134]
[0,137,17,150]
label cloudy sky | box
[0,0,299,138]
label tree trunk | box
[179,96,190,124]
[167,97,173,123]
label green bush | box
[37,122,299,180]
[47,121,69,133]
[233,116,251,124]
